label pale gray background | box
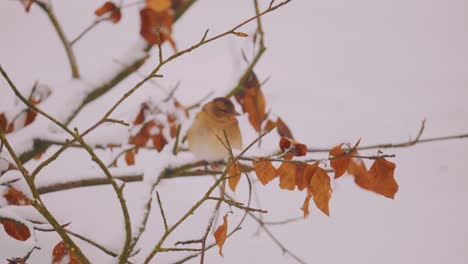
[1,0,468,263]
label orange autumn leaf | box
[294,163,307,190]
[278,154,296,190]
[253,158,277,185]
[129,121,156,147]
[367,158,398,199]
[1,220,31,241]
[146,0,171,12]
[125,150,135,166]
[214,214,228,256]
[348,157,398,199]
[234,72,266,132]
[329,144,351,178]
[25,101,39,126]
[297,162,318,191]
[133,103,149,125]
[301,192,313,217]
[309,167,332,216]
[139,7,176,50]
[3,187,30,206]
[292,142,307,157]
[0,113,7,132]
[228,161,241,192]
[52,241,81,264]
[95,1,121,23]
[151,133,168,152]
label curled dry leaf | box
[3,187,30,206]
[279,137,307,157]
[129,121,155,147]
[275,117,294,139]
[213,214,228,256]
[95,1,122,23]
[265,117,294,139]
[279,137,291,152]
[125,150,135,166]
[52,241,81,264]
[329,143,351,178]
[24,110,37,127]
[234,72,266,132]
[1,220,31,241]
[151,133,168,152]
[253,158,277,185]
[227,161,241,192]
[133,103,150,125]
[348,157,398,199]
[146,0,172,12]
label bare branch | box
[35,1,80,78]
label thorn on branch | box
[201,29,210,43]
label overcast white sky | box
[1,0,468,263]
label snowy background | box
[1,0,468,263]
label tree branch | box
[35,1,80,78]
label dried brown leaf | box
[228,161,241,192]
[329,144,351,178]
[367,158,398,199]
[234,72,266,132]
[95,1,121,23]
[214,214,228,256]
[125,150,135,166]
[3,187,30,206]
[309,167,332,216]
[1,220,31,241]
[275,117,293,139]
[278,155,296,191]
[52,241,81,264]
[253,158,277,185]
[151,133,168,152]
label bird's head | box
[203,97,240,122]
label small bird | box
[187,97,243,161]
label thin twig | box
[35,1,80,78]
[156,191,169,232]
[70,17,107,46]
